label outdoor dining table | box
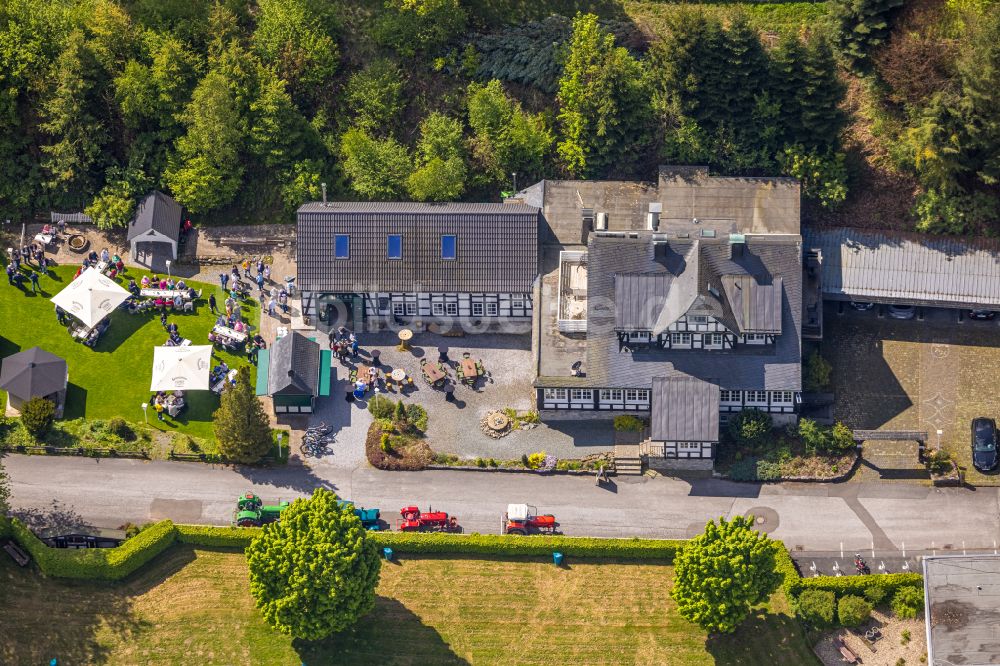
[70,322,94,340]
[423,362,447,385]
[356,364,379,385]
[461,358,479,378]
[390,368,407,382]
[164,395,185,417]
[141,288,190,300]
[33,233,53,246]
[213,324,247,343]
[211,369,238,394]
[398,328,413,351]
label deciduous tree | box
[373,0,466,58]
[344,59,406,133]
[671,516,782,633]
[246,487,381,640]
[340,127,412,200]
[467,80,552,184]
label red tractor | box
[397,506,460,532]
[503,504,557,535]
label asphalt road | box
[6,455,1000,554]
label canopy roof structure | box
[150,345,212,391]
[50,267,130,328]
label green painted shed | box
[255,332,331,413]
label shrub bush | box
[838,594,873,627]
[864,584,888,606]
[405,403,429,432]
[107,417,136,442]
[613,415,645,432]
[526,451,546,469]
[789,572,924,599]
[795,589,836,626]
[891,585,924,619]
[368,396,395,419]
[175,524,258,548]
[804,350,833,392]
[20,396,56,439]
[728,408,772,447]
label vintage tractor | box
[397,505,460,532]
[234,492,289,527]
[337,500,382,531]
[503,504,557,535]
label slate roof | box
[127,191,182,242]
[268,332,319,396]
[0,346,67,400]
[804,227,1000,308]
[578,232,802,391]
[651,377,720,442]
[296,202,539,293]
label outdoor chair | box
[182,301,194,313]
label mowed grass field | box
[0,264,258,441]
[0,546,819,665]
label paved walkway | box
[7,454,1000,554]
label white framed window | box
[625,389,649,403]
[544,388,567,401]
[690,315,708,324]
[486,302,498,316]
[671,333,691,345]
[678,442,701,451]
[512,296,525,309]
[746,390,767,403]
[392,302,405,316]
[772,391,793,404]
[432,303,444,316]
[745,333,767,343]
[446,302,458,316]
[600,389,623,402]
[405,302,417,316]
[570,389,593,401]
[628,331,650,341]
[711,333,723,346]
[720,390,741,404]
[472,303,484,316]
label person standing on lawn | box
[28,270,39,293]
[220,272,228,290]
[209,292,218,313]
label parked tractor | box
[503,504,557,535]
[337,500,382,530]
[397,505,460,532]
[234,493,289,527]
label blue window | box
[387,235,402,259]
[334,235,349,259]
[441,235,457,260]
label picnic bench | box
[213,324,247,343]
[3,540,30,567]
[141,288,191,300]
[837,640,858,664]
[351,364,379,387]
[422,361,447,386]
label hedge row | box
[172,524,686,560]
[790,572,924,598]
[9,518,176,580]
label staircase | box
[613,444,644,476]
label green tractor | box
[234,492,289,527]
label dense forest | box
[0,0,997,235]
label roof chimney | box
[321,182,327,205]
[729,233,745,258]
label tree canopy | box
[213,366,272,464]
[671,516,782,634]
[246,488,381,640]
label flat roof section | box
[923,554,1000,666]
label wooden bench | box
[3,541,30,567]
[837,640,858,664]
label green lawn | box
[0,264,258,443]
[0,546,820,665]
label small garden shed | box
[255,332,331,413]
[0,346,68,417]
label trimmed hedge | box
[175,524,258,549]
[10,518,176,580]
[173,525,686,560]
[789,572,923,598]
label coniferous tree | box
[828,0,905,72]
[213,366,273,464]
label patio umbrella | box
[50,267,130,328]
[0,346,68,401]
[150,345,212,391]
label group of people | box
[151,390,185,421]
[329,326,360,363]
[79,248,125,279]
[6,243,48,293]
[163,319,184,346]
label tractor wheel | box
[237,518,260,527]
[506,528,526,536]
